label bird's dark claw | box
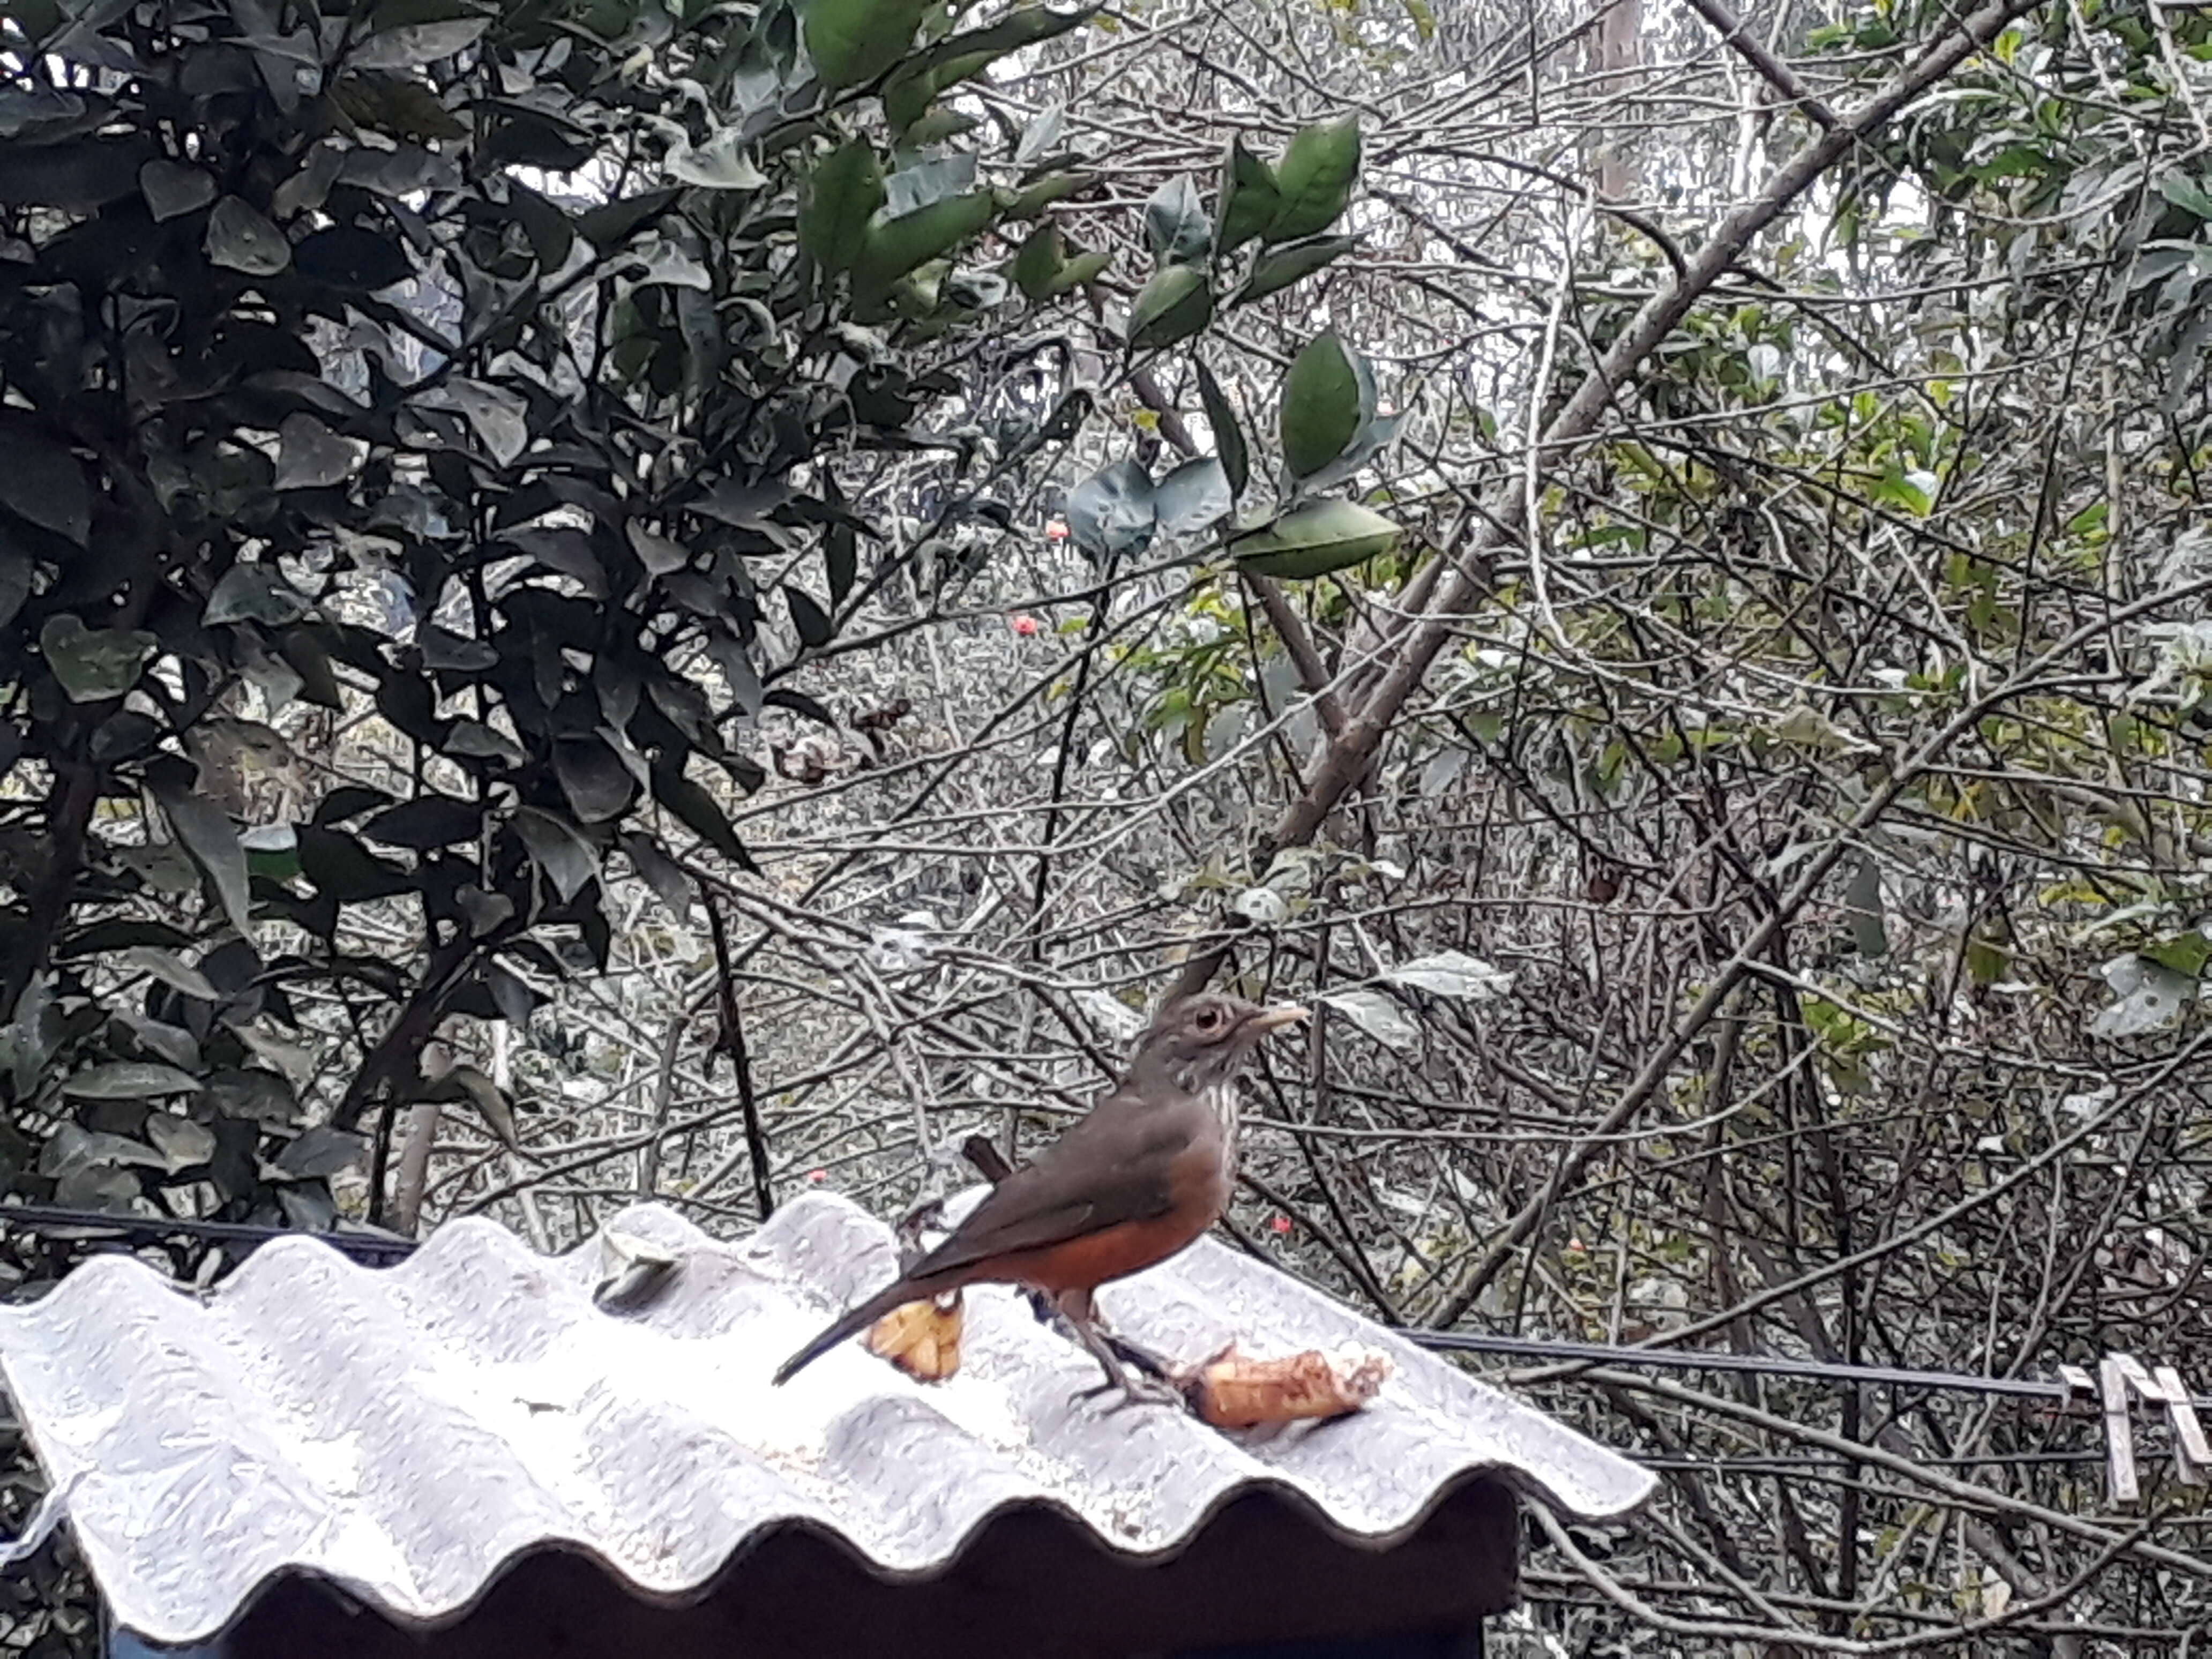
[1118,1372,1190,1411]
[1079,1371,1188,1413]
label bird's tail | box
[773,1281,927,1386]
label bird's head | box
[1135,992,1309,1093]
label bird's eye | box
[1195,1006,1222,1031]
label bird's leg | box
[1030,1294,1172,1379]
[1058,1291,1184,1410]
[1096,1323,1177,1384]
[1021,1287,1059,1326]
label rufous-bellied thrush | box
[773,992,1307,1402]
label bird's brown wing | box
[905,1090,1197,1284]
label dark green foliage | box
[1066,116,1393,572]
[0,0,1047,1231]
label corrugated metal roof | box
[0,1190,1654,1646]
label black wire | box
[0,1202,417,1264]
[1636,1448,2104,1473]
[1401,1329,2076,1402]
[1409,1332,2212,1416]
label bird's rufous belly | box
[985,1209,1213,1297]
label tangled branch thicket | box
[552,6,2212,1651]
[18,0,2212,1649]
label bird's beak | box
[1247,1003,1311,1034]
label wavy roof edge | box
[0,1195,1656,1645]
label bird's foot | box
[1104,1328,1163,1371]
[1063,1303,1183,1412]
[1070,1348,1177,1405]
[1077,1370,1188,1413]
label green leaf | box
[621,831,696,919]
[206,562,312,626]
[800,141,885,274]
[666,128,768,190]
[1154,455,1232,539]
[855,191,994,294]
[2090,954,2195,1039]
[2143,929,2212,977]
[651,762,752,866]
[0,550,26,633]
[803,0,932,88]
[1385,950,1511,999]
[1005,173,1084,218]
[415,623,497,671]
[153,781,253,939]
[826,522,858,606]
[364,795,486,849]
[2161,171,2212,220]
[341,143,465,200]
[883,154,976,217]
[787,586,833,647]
[1873,464,1938,517]
[201,1067,296,1125]
[0,413,91,544]
[575,188,681,248]
[886,5,1093,129]
[295,225,413,291]
[275,1125,365,1178]
[1230,498,1400,579]
[0,0,61,47]
[206,195,290,275]
[449,720,525,766]
[555,736,638,823]
[314,782,395,825]
[1127,264,1212,352]
[920,6,1093,71]
[144,1112,216,1171]
[1015,101,1065,166]
[1299,407,1404,495]
[241,823,301,883]
[1065,459,1155,562]
[1237,234,1355,304]
[139,158,214,222]
[0,135,148,212]
[119,945,222,1002]
[1216,136,1279,253]
[899,109,976,148]
[297,825,411,902]
[330,73,468,142]
[353,16,487,68]
[1012,221,1065,300]
[1145,174,1210,266]
[624,521,689,578]
[41,615,156,702]
[1037,249,1107,300]
[62,1061,205,1100]
[0,974,55,1101]
[273,413,363,491]
[1320,987,1417,1050]
[514,805,600,902]
[1266,118,1359,243]
[1280,331,1362,477]
[1195,360,1248,499]
[883,63,942,134]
